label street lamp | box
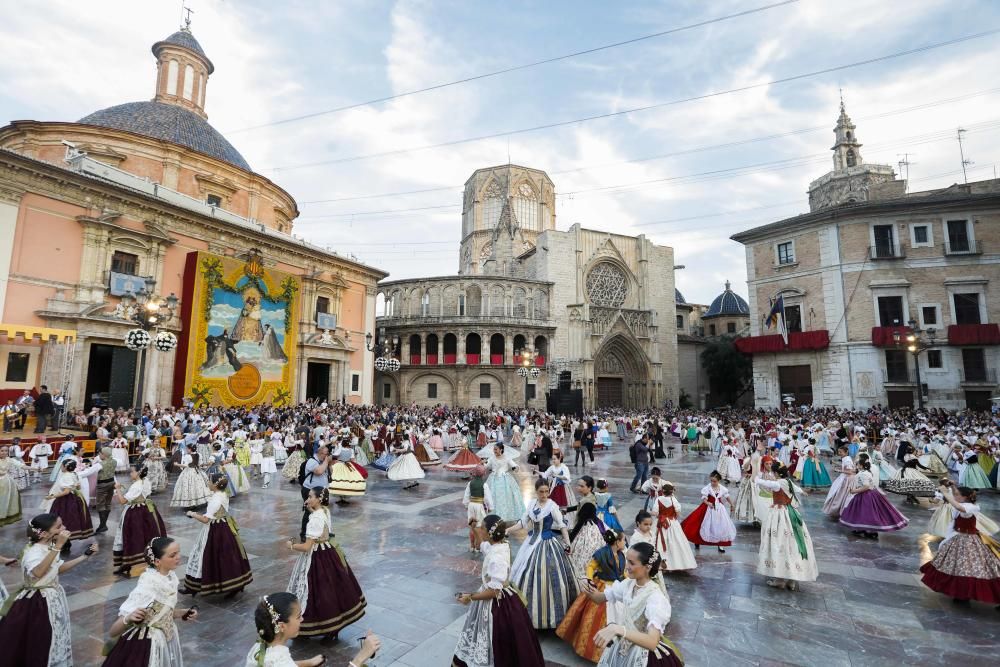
[119,280,179,416]
[892,319,936,410]
[365,329,400,373]
[516,347,539,407]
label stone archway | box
[593,333,648,408]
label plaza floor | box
[3,440,998,666]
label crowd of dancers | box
[0,400,997,665]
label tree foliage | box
[700,336,752,406]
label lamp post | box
[365,329,400,373]
[516,347,540,407]
[120,279,179,417]
[892,319,937,410]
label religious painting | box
[175,250,299,406]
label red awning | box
[947,323,1000,345]
[734,330,830,354]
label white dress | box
[112,440,130,472]
[249,441,264,466]
[10,543,73,666]
[653,496,698,571]
[698,484,737,544]
[115,569,184,666]
[596,579,678,667]
[244,644,297,667]
[453,541,516,667]
[754,478,818,582]
[386,444,426,481]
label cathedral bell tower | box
[831,97,862,172]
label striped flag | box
[764,295,789,345]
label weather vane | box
[182,1,194,30]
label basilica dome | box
[78,101,250,170]
[704,280,749,318]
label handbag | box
[572,438,581,449]
[527,450,539,465]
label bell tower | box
[831,95,862,172]
[151,16,214,120]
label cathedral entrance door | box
[597,377,623,407]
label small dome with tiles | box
[675,288,686,304]
[704,280,749,318]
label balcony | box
[959,367,997,384]
[734,330,830,354]
[947,324,1000,346]
[871,325,913,347]
[882,368,918,385]
[465,354,480,365]
[943,239,983,255]
[869,244,905,260]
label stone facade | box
[733,102,1000,410]
[377,165,680,411]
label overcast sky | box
[2,0,999,305]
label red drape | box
[947,324,1000,345]
[871,326,912,347]
[535,355,546,367]
[490,354,503,365]
[734,330,830,354]
[443,354,457,364]
[409,355,421,365]
[426,354,438,365]
[466,354,480,365]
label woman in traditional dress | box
[566,476,607,580]
[822,447,856,518]
[799,440,832,490]
[329,438,366,502]
[386,437,425,490]
[111,434,130,472]
[358,429,376,463]
[48,440,77,483]
[112,463,168,576]
[43,458,94,548]
[413,433,442,467]
[883,447,939,503]
[716,443,741,484]
[557,528,628,663]
[282,443,306,483]
[594,479,624,533]
[753,462,819,590]
[639,468,668,511]
[838,459,908,539]
[245,592,325,667]
[485,443,525,522]
[0,513,97,667]
[653,484,697,573]
[543,451,575,510]
[733,451,761,525]
[959,448,992,490]
[920,485,1000,604]
[272,432,288,466]
[285,487,366,640]
[224,446,252,494]
[507,477,579,629]
[680,471,736,553]
[180,474,253,597]
[170,451,213,509]
[454,514,546,667]
[8,438,30,491]
[144,440,168,494]
[580,542,684,667]
[0,444,26,526]
[103,536,198,666]
[445,432,482,474]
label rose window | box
[586,262,628,308]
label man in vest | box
[94,447,118,533]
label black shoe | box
[851,530,865,537]
[178,587,198,596]
[95,525,108,534]
[695,544,700,550]
[718,547,726,553]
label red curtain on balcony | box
[535,355,546,367]
[948,323,1000,345]
[490,354,504,365]
[409,355,421,365]
[426,354,438,365]
[466,354,480,365]
[443,354,457,364]
[734,330,830,354]
[871,326,912,347]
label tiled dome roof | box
[77,101,250,171]
[675,288,686,304]
[704,280,749,318]
[153,29,214,73]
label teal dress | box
[800,454,832,489]
[594,492,624,533]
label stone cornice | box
[0,148,387,285]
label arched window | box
[481,181,503,229]
[443,333,458,364]
[490,334,505,365]
[421,290,430,316]
[408,335,421,364]
[375,293,387,317]
[846,149,856,167]
[513,334,526,354]
[426,334,439,364]
[465,333,482,364]
[514,182,538,230]
[846,131,853,141]
[183,64,195,100]
[195,73,203,106]
[167,60,179,95]
[512,288,527,318]
[466,285,481,316]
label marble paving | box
[2,439,998,666]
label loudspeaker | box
[547,388,583,417]
[558,370,572,390]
